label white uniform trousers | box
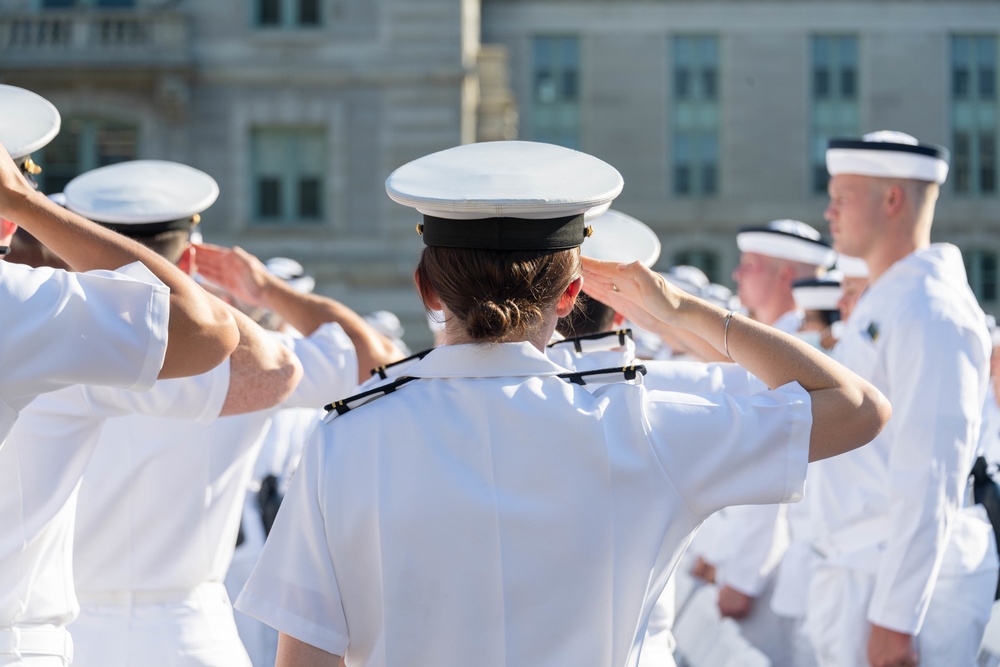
[807,505,997,667]
[69,583,251,667]
[0,626,73,667]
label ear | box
[0,218,17,246]
[414,268,443,311]
[884,184,906,217]
[612,311,626,328]
[555,275,583,318]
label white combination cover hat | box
[661,265,711,296]
[0,84,61,168]
[386,141,623,251]
[265,256,316,294]
[64,160,219,231]
[792,277,842,312]
[580,209,661,267]
[826,131,950,184]
[737,219,835,267]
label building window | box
[952,36,997,195]
[670,248,719,284]
[256,0,322,28]
[672,36,719,197]
[251,128,326,224]
[967,250,998,304]
[811,35,859,194]
[36,118,137,194]
[42,0,136,7]
[531,35,579,149]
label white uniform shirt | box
[0,261,169,447]
[811,244,990,634]
[0,361,230,629]
[237,342,811,667]
[709,309,801,597]
[73,323,358,596]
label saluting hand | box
[580,256,688,334]
[192,243,273,308]
[0,142,39,222]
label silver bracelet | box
[723,310,736,359]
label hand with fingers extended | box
[192,243,274,308]
[0,142,41,221]
[580,256,688,334]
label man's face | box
[732,252,782,313]
[825,174,881,259]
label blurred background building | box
[1,0,998,348]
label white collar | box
[404,342,567,379]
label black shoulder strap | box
[547,328,633,354]
[324,375,419,416]
[557,364,647,386]
[370,348,433,380]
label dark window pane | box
[562,70,578,100]
[980,68,996,100]
[814,165,830,194]
[97,0,135,7]
[258,178,281,218]
[259,0,281,25]
[981,133,996,193]
[814,68,830,98]
[702,69,716,99]
[984,254,998,302]
[674,166,691,195]
[954,132,971,193]
[298,177,321,218]
[675,69,690,99]
[954,69,970,98]
[43,0,76,7]
[701,164,717,195]
[299,0,320,26]
[840,68,856,98]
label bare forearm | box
[221,306,303,416]
[276,633,342,667]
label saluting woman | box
[235,141,890,667]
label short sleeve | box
[80,358,231,424]
[235,427,350,656]
[283,323,360,408]
[0,261,169,405]
[646,381,812,519]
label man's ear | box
[555,275,583,317]
[0,218,18,246]
[414,268,443,311]
[884,183,907,218]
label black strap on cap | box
[95,217,196,236]
[827,138,950,163]
[419,214,588,251]
[0,246,8,256]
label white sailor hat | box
[386,141,623,251]
[835,254,869,278]
[0,84,61,176]
[737,219,835,267]
[826,131,950,184]
[64,160,219,234]
[793,276,842,312]
[580,209,661,267]
[661,265,710,296]
[364,310,406,340]
[265,256,316,294]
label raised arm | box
[0,144,238,379]
[582,257,890,462]
[193,243,402,383]
[220,304,303,416]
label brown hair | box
[556,293,615,338]
[416,246,580,342]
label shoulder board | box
[558,364,647,386]
[324,376,418,419]
[369,348,433,380]
[548,328,633,354]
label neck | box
[864,217,931,284]
[441,307,558,353]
